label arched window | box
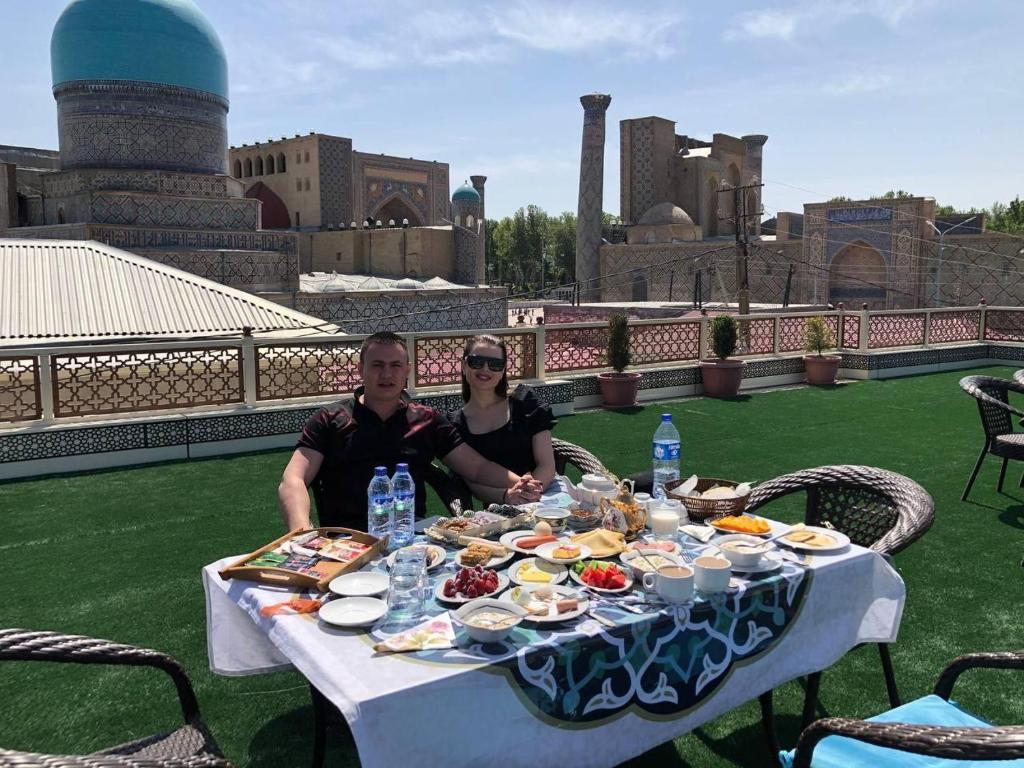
[266,155,275,174]
[278,153,286,172]
[57,206,65,224]
[304,151,310,162]
[233,159,242,178]
[304,178,310,191]
[254,156,264,176]
[243,158,252,177]
[465,214,475,229]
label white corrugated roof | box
[0,239,336,345]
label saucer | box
[728,551,783,574]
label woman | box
[449,334,556,505]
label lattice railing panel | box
[0,357,41,423]
[868,313,925,348]
[841,314,861,349]
[546,326,609,372]
[52,348,243,417]
[414,332,536,388]
[630,321,701,365]
[257,343,361,400]
[929,311,981,344]
[983,309,1024,342]
[778,316,840,353]
[709,317,776,358]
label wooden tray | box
[219,527,386,592]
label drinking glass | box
[649,500,681,541]
[386,546,428,625]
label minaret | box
[470,175,487,283]
[451,180,483,285]
[575,93,611,301]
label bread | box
[570,528,626,557]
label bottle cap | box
[396,463,409,472]
[661,413,672,421]
[374,466,388,475]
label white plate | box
[498,584,590,623]
[499,530,557,555]
[319,597,387,628]
[568,561,634,594]
[776,526,851,553]
[508,557,568,586]
[728,551,784,574]
[534,540,592,565]
[619,550,686,576]
[328,570,389,597]
[434,571,510,604]
[454,547,515,570]
[624,539,682,556]
[385,545,447,572]
[707,516,774,537]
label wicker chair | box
[449,438,610,511]
[0,629,233,768]
[786,651,1024,767]
[959,375,1024,500]
[745,465,935,746]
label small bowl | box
[714,534,773,567]
[618,550,685,579]
[534,507,570,533]
[451,598,527,643]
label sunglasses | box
[465,354,506,372]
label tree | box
[989,197,1024,234]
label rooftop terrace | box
[2,367,1022,766]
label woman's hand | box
[509,474,543,503]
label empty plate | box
[329,570,389,597]
[319,597,387,628]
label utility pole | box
[717,182,763,316]
[782,263,794,308]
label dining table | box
[203,497,905,768]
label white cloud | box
[823,73,893,94]
[724,0,931,42]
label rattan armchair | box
[959,375,1024,500]
[0,629,233,768]
[448,438,609,511]
[745,465,934,746]
[787,651,1024,768]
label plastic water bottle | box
[390,463,416,549]
[367,466,394,543]
[652,413,681,500]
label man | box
[278,331,542,531]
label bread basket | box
[664,477,748,522]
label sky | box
[3,0,1022,220]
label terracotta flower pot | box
[804,355,841,386]
[598,372,641,409]
[699,359,746,398]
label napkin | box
[373,614,455,653]
[679,525,716,543]
[260,598,323,617]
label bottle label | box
[653,441,680,461]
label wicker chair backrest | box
[974,382,1013,438]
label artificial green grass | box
[1,366,1023,766]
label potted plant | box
[598,314,641,408]
[699,315,746,397]
[803,315,841,385]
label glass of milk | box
[649,500,681,540]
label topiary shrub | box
[710,315,738,359]
[607,314,631,373]
[804,316,836,356]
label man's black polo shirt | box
[296,388,463,529]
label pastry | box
[459,542,493,566]
[570,528,626,557]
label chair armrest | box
[0,629,201,725]
[790,717,1024,768]
[960,376,1024,419]
[934,650,1024,699]
[0,748,234,767]
[551,438,608,476]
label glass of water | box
[386,546,428,625]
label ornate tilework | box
[295,291,507,333]
[576,95,611,300]
[318,136,353,228]
[86,192,258,229]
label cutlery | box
[586,609,617,628]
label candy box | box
[219,527,386,592]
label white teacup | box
[693,555,731,593]
[641,564,694,603]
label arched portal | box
[243,158,252,177]
[254,156,264,176]
[232,159,242,178]
[829,240,888,307]
[277,152,286,172]
[266,154,275,174]
[373,195,422,228]
[245,181,290,229]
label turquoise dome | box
[51,0,228,100]
[452,182,480,203]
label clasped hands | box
[505,473,544,505]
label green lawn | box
[2,366,1023,766]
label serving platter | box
[775,526,850,553]
[508,557,568,586]
[707,516,774,537]
[498,584,589,624]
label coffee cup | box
[641,564,694,603]
[693,555,731,593]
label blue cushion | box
[779,694,1024,768]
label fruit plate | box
[499,530,557,555]
[385,544,447,572]
[498,584,589,623]
[454,547,515,570]
[707,516,774,537]
[534,540,592,565]
[434,572,510,604]
[319,596,387,628]
[508,557,568,586]
[775,526,850,553]
[569,561,634,594]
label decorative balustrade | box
[2,306,1022,425]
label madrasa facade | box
[0,0,500,330]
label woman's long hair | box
[461,334,509,402]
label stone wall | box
[293,288,507,333]
[301,226,454,279]
[134,249,299,292]
[924,233,1024,307]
